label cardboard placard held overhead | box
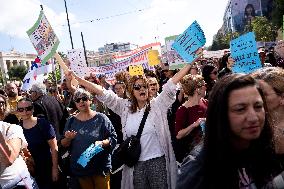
[172,20,206,64]
[67,49,88,77]
[129,65,144,76]
[27,10,59,65]
[147,50,160,66]
[230,32,262,74]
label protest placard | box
[129,65,144,76]
[172,21,206,64]
[27,10,59,65]
[147,50,160,66]
[67,48,88,77]
[230,32,262,74]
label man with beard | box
[5,83,22,112]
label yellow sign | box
[129,65,144,76]
[147,50,160,66]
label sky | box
[0,0,229,54]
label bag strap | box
[136,104,150,139]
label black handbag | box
[112,105,150,169]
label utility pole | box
[81,32,88,67]
[64,0,74,49]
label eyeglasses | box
[75,96,89,103]
[17,106,33,112]
[210,71,218,75]
[133,84,148,91]
[149,83,157,87]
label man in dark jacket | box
[29,83,69,139]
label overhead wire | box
[60,6,151,27]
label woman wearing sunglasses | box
[66,49,203,189]
[17,98,59,189]
[61,88,117,189]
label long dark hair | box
[202,74,277,188]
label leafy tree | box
[209,32,239,50]
[271,0,284,29]
[249,16,277,41]
[47,51,66,85]
[7,65,27,81]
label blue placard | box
[230,32,262,74]
[172,21,206,63]
[77,143,104,167]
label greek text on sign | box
[27,10,59,64]
[172,21,206,63]
[230,32,262,74]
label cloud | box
[137,0,227,46]
[0,0,77,39]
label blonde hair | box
[252,67,284,95]
[180,74,204,96]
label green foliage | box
[249,16,277,41]
[47,51,66,85]
[271,0,284,29]
[209,32,240,50]
[7,65,27,81]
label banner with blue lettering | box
[230,32,262,74]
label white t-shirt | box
[0,121,32,188]
[125,107,164,161]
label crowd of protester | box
[0,46,284,189]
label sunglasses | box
[211,71,218,75]
[133,84,148,91]
[75,96,89,103]
[17,106,33,112]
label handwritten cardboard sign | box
[230,32,262,74]
[275,40,284,58]
[129,65,144,76]
[172,21,206,63]
[27,10,59,64]
[67,48,88,77]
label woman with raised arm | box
[66,50,203,189]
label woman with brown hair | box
[174,74,207,162]
[66,50,203,189]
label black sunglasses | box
[133,84,148,91]
[17,106,33,112]
[75,96,89,103]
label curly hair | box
[180,74,204,96]
[127,75,149,113]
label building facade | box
[223,0,273,33]
[0,50,36,79]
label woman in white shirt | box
[66,50,202,189]
[0,121,38,189]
